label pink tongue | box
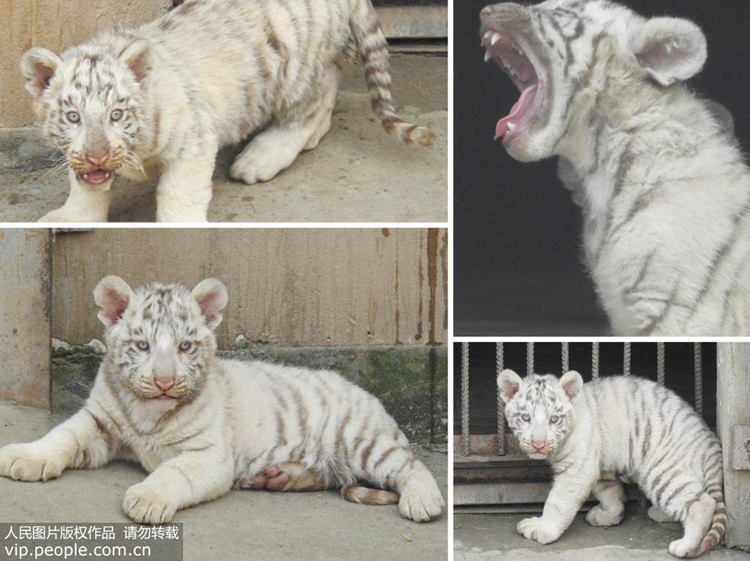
[495,85,538,140]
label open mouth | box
[77,169,114,188]
[481,28,542,144]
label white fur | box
[482,0,750,335]
[0,277,444,524]
[498,370,725,558]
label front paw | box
[399,491,445,522]
[123,483,177,525]
[517,517,562,545]
[0,443,66,482]
[399,479,445,522]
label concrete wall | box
[0,229,51,408]
[51,228,447,348]
[1,0,172,128]
[717,343,750,549]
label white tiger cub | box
[0,277,444,524]
[480,0,750,335]
[498,369,725,558]
[22,0,434,223]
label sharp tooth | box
[491,32,502,46]
[83,174,89,180]
[506,122,516,132]
[484,51,492,63]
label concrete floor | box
[0,402,448,561]
[455,512,750,561]
[0,53,447,223]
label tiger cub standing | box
[480,0,750,335]
[22,0,434,223]
[498,370,725,558]
[0,277,444,524]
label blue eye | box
[178,341,192,352]
[136,341,150,351]
[110,109,123,122]
[521,414,531,422]
[66,111,81,123]
[550,415,560,423]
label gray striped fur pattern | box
[498,369,725,558]
[22,0,434,223]
[480,0,750,335]
[0,277,444,524]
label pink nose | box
[86,152,109,167]
[532,441,546,451]
[154,379,175,391]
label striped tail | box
[349,1,436,147]
[694,486,726,557]
[341,483,400,505]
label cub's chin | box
[527,452,548,460]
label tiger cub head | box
[479,0,707,161]
[497,369,583,459]
[20,37,150,191]
[94,276,227,407]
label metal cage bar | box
[694,343,703,417]
[461,342,470,456]
[623,342,631,376]
[657,343,666,385]
[592,343,599,379]
[526,343,535,376]
[496,343,506,455]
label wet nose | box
[154,379,175,391]
[86,152,109,167]
[532,441,546,451]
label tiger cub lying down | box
[498,369,725,558]
[0,277,444,524]
[22,0,434,223]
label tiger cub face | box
[497,369,582,459]
[479,0,707,162]
[94,276,227,407]
[20,39,149,191]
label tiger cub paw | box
[0,443,66,482]
[517,517,561,544]
[249,466,291,491]
[585,505,624,527]
[398,480,445,522]
[669,538,700,558]
[123,483,177,525]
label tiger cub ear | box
[497,369,523,404]
[20,48,62,98]
[560,370,584,403]
[119,38,151,83]
[94,276,134,328]
[629,17,707,87]
[191,279,228,330]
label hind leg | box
[247,462,330,492]
[230,66,339,184]
[586,479,626,527]
[669,493,715,558]
[357,439,444,522]
[303,65,339,151]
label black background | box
[454,0,750,336]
